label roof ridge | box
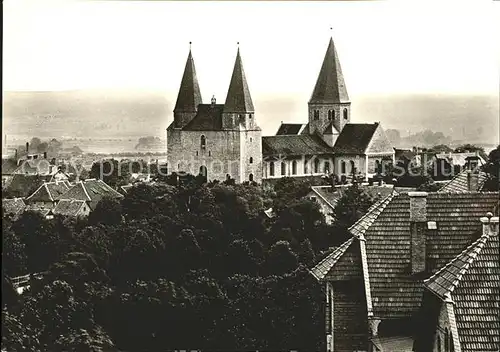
[423,230,490,298]
[309,237,355,281]
[348,191,396,239]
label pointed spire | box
[309,37,349,104]
[174,44,202,113]
[224,45,254,113]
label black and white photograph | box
[2,0,499,351]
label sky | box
[3,0,500,101]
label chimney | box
[467,170,479,192]
[211,95,216,106]
[409,192,428,274]
[26,142,29,153]
[481,213,499,238]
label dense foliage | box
[2,177,358,351]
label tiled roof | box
[24,205,52,217]
[332,123,379,154]
[183,104,224,131]
[310,192,395,281]
[276,123,306,135]
[224,48,254,113]
[364,192,499,318]
[438,169,487,193]
[309,37,349,104]
[424,218,499,352]
[2,198,26,217]
[26,181,70,202]
[394,148,416,161]
[174,49,203,113]
[53,199,87,217]
[310,238,355,281]
[262,135,332,157]
[56,179,123,209]
[311,192,499,320]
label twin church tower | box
[166,37,353,183]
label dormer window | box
[200,135,206,150]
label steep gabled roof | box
[310,238,355,281]
[262,135,332,157]
[56,179,123,209]
[183,104,224,131]
[26,181,70,202]
[333,123,379,154]
[276,123,307,136]
[323,122,339,135]
[424,218,499,352]
[310,192,499,320]
[174,49,203,113]
[224,48,254,113]
[53,199,87,217]
[309,37,349,104]
[438,169,487,193]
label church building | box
[167,46,262,183]
[167,36,394,184]
[262,37,394,182]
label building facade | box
[167,47,262,183]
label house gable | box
[365,123,395,155]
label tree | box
[333,182,375,228]
[267,241,298,275]
[88,197,123,226]
[483,145,500,191]
[90,159,131,188]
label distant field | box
[3,90,498,154]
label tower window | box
[196,151,198,156]
[249,173,254,182]
[314,110,320,120]
[200,135,206,150]
[328,110,333,120]
[250,137,252,142]
[341,161,346,174]
[270,162,275,176]
[208,151,211,156]
[249,113,253,119]
[324,161,330,174]
[343,108,348,120]
[292,160,297,175]
[281,162,286,176]
[249,157,253,164]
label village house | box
[52,199,91,218]
[310,191,499,352]
[413,215,499,352]
[25,181,71,209]
[55,178,124,210]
